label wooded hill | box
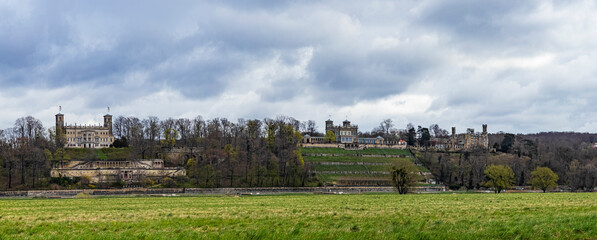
[417,132,597,191]
[0,116,312,190]
[0,115,595,191]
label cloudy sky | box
[1,0,597,134]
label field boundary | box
[0,186,447,198]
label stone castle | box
[55,113,115,148]
[431,124,489,151]
[52,111,185,184]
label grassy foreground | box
[0,193,595,239]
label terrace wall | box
[302,143,344,148]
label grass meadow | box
[0,193,595,239]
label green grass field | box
[312,164,403,173]
[358,148,410,155]
[312,164,371,172]
[0,193,594,239]
[316,173,390,182]
[301,147,356,155]
[304,155,410,163]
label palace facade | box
[302,119,407,149]
[56,113,115,148]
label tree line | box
[418,132,597,191]
[0,115,314,190]
[1,115,595,191]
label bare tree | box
[175,118,192,146]
[306,120,318,136]
[113,116,127,139]
[430,124,449,138]
[143,116,160,142]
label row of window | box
[67,143,111,147]
[339,131,356,136]
[68,137,113,143]
[66,131,110,136]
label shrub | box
[143,178,155,187]
[162,177,177,188]
[79,175,92,187]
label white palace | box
[56,112,115,148]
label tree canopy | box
[391,159,421,194]
[530,167,558,193]
[324,130,336,143]
[484,164,514,193]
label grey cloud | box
[309,45,441,104]
[2,0,597,133]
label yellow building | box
[56,113,114,148]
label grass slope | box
[303,148,428,184]
[358,148,410,155]
[301,148,356,155]
[302,147,410,156]
[64,148,131,160]
[304,155,409,163]
[0,193,594,239]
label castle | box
[448,125,489,150]
[303,119,487,151]
[52,111,186,184]
[302,119,406,149]
[55,112,115,148]
[430,125,489,151]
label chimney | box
[482,124,487,134]
[451,127,456,137]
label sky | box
[1,0,597,134]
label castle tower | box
[104,114,113,134]
[56,113,65,132]
[450,127,456,150]
[482,124,488,148]
[325,119,333,132]
[342,120,351,127]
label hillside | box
[63,148,132,160]
[302,147,430,186]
